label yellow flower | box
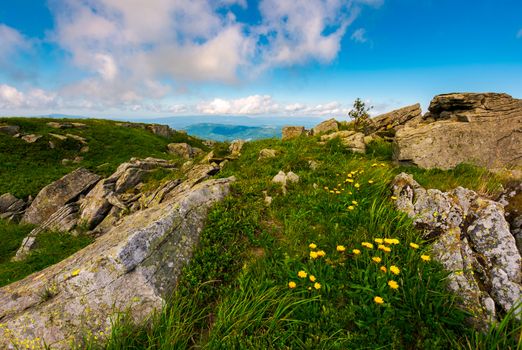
[352,200,358,205]
[336,245,346,252]
[288,281,297,289]
[380,163,386,167]
[298,270,307,278]
[390,238,399,245]
[372,257,382,263]
[352,249,361,255]
[347,178,354,183]
[309,243,317,249]
[324,186,329,190]
[368,180,374,184]
[317,250,326,257]
[314,282,321,290]
[380,266,387,273]
[361,242,374,249]
[421,255,431,262]
[384,238,393,245]
[382,246,391,253]
[433,211,438,217]
[390,265,401,275]
[377,244,386,251]
[371,163,378,167]
[388,280,399,289]
[309,275,316,282]
[374,296,384,304]
[409,243,420,249]
[335,190,341,194]
[391,196,397,200]
[71,269,81,277]
[354,183,360,189]
[310,251,319,259]
[374,238,384,244]
[329,190,335,194]
[348,205,355,210]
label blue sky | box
[0,0,521,118]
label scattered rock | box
[272,170,299,195]
[49,133,68,141]
[167,143,194,159]
[311,118,339,135]
[146,124,173,138]
[258,148,278,160]
[65,133,87,144]
[0,193,25,222]
[73,156,83,164]
[0,124,20,136]
[61,159,72,166]
[368,104,422,133]
[229,140,246,157]
[308,160,320,170]
[282,126,306,141]
[203,140,216,148]
[80,145,90,153]
[262,191,272,206]
[395,93,522,170]
[320,131,366,153]
[391,173,522,328]
[22,168,100,225]
[0,177,234,349]
[21,134,42,143]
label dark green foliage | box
[348,98,372,134]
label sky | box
[0,0,521,119]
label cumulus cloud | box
[0,84,58,109]
[351,28,368,43]
[0,24,29,55]
[197,95,279,115]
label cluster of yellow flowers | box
[288,267,322,290]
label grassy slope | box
[99,137,520,349]
[0,118,206,286]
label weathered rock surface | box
[272,170,299,195]
[146,124,172,138]
[0,124,20,136]
[22,169,100,225]
[229,140,246,157]
[0,193,25,222]
[395,93,522,170]
[258,148,278,160]
[391,173,522,327]
[320,131,366,153]
[369,104,422,133]
[167,142,194,159]
[0,177,233,349]
[21,134,42,143]
[311,118,338,135]
[282,126,306,141]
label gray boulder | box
[167,143,194,159]
[282,126,306,141]
[22,168,100,225]
[368,104,422,133]
[146,124,173,138]
[311,118,338,135]
[320,131,366,153]
[0,124,20,136]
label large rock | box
[369,104,422,133]
[21,134,42,143]
[0,193,25,222]
[167,143,194,159]
[22,169,100,225]
[0,177,233,349]
[146,124,173,138]
[229,140,246,157]
[320,131,366,153]
[394,93,522,170]
[391,173,522,328]
[0,124,20,136]
[282,126,306,141]
[79,178,116,230]
[311,118,338,135]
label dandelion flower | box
[380,266,387,273]
[377,244,386,251]
[354,183,360,189]
[309,243,317,249]
[317,250,326,257]
[361,242,374,249]
[347,178,354,183]
[368,180,374,184]
[372,257,382,263]
[390,238,399,245]
[352,249,361,255]
[310,251,319,259]
[391,196,397,200]
[314,282,321,290]
[298,270,307,278]
[335,190,341,194]
[433,211,438,217]
[348,205,355,210]
[374,238,384,244]
[371,163,378,167]
[288,281,297,289]
[390,265,400,275]
[384,238,393,245]
[382,246,391,253]
[336,245,346,252]
[352,200,358,206]
[374,296,384,304]
[388,280,399,289]
[71,269,81,277]
[324,186,329,190]
[409,243,420,249]
[309,275,316,282]
[421,255,431,262]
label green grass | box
[0,117,207,198]
[86,136,519,349]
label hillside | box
[185,123,281,141]
[0,101,521,349]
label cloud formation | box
[351,28,368,43]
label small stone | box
[21,134,42,143]
[258,148,278,160]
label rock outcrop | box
[167,143,195,159]
[282,126,306,141]
[320,131,366,153]
[311,118,338,135]
[146,124,173,138]
[391,173,522,328]
[22,169,100,225]
[0,193,26,222]
[0,177,233,349]
[229,140,246,157]
[395,93,522,170]
[0,124,20,136]
[368,104,422,133]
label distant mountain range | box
[185,123,281,141]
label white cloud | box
[0,84,58,109]
[197,95,279,115]
[0,24,29,55]
[351,28,368,43]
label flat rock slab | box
[0,177,233,349]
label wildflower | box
[380,163,386,167]
[382,246,391,253]
[421,255,431,262]
[310,251,319,259]
[324,186,329,190]
[372,257,382,263]
[335,190,341,194]
[352,249,361,255]
[288,281,297,289]
[374,238,384,244]
[433,211,438,218]
[380,266,387,273]
[374,296,384,304]
[390,239,399,245]
[390,265,400,275]
[298,270,307,278]
[336,245,346,252]
[368,180,374,184]
[391,196,397,200]
[348,205,355,210]
[317,250,326,257]
[388,280,399,289]
[329,190,335,194]
[361,242,374,249]
[71,269,81,277]
[314,282,321,290]
[309,243,317,249]
[347,178,354,183]
[352,200,358,205]
[409,243,420,249]
[384,238,393,245]
[377,244,386,251]
[309,275,316,282]
[347,173,353,178]
[371,163,378,167]
[354,183,360,189]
